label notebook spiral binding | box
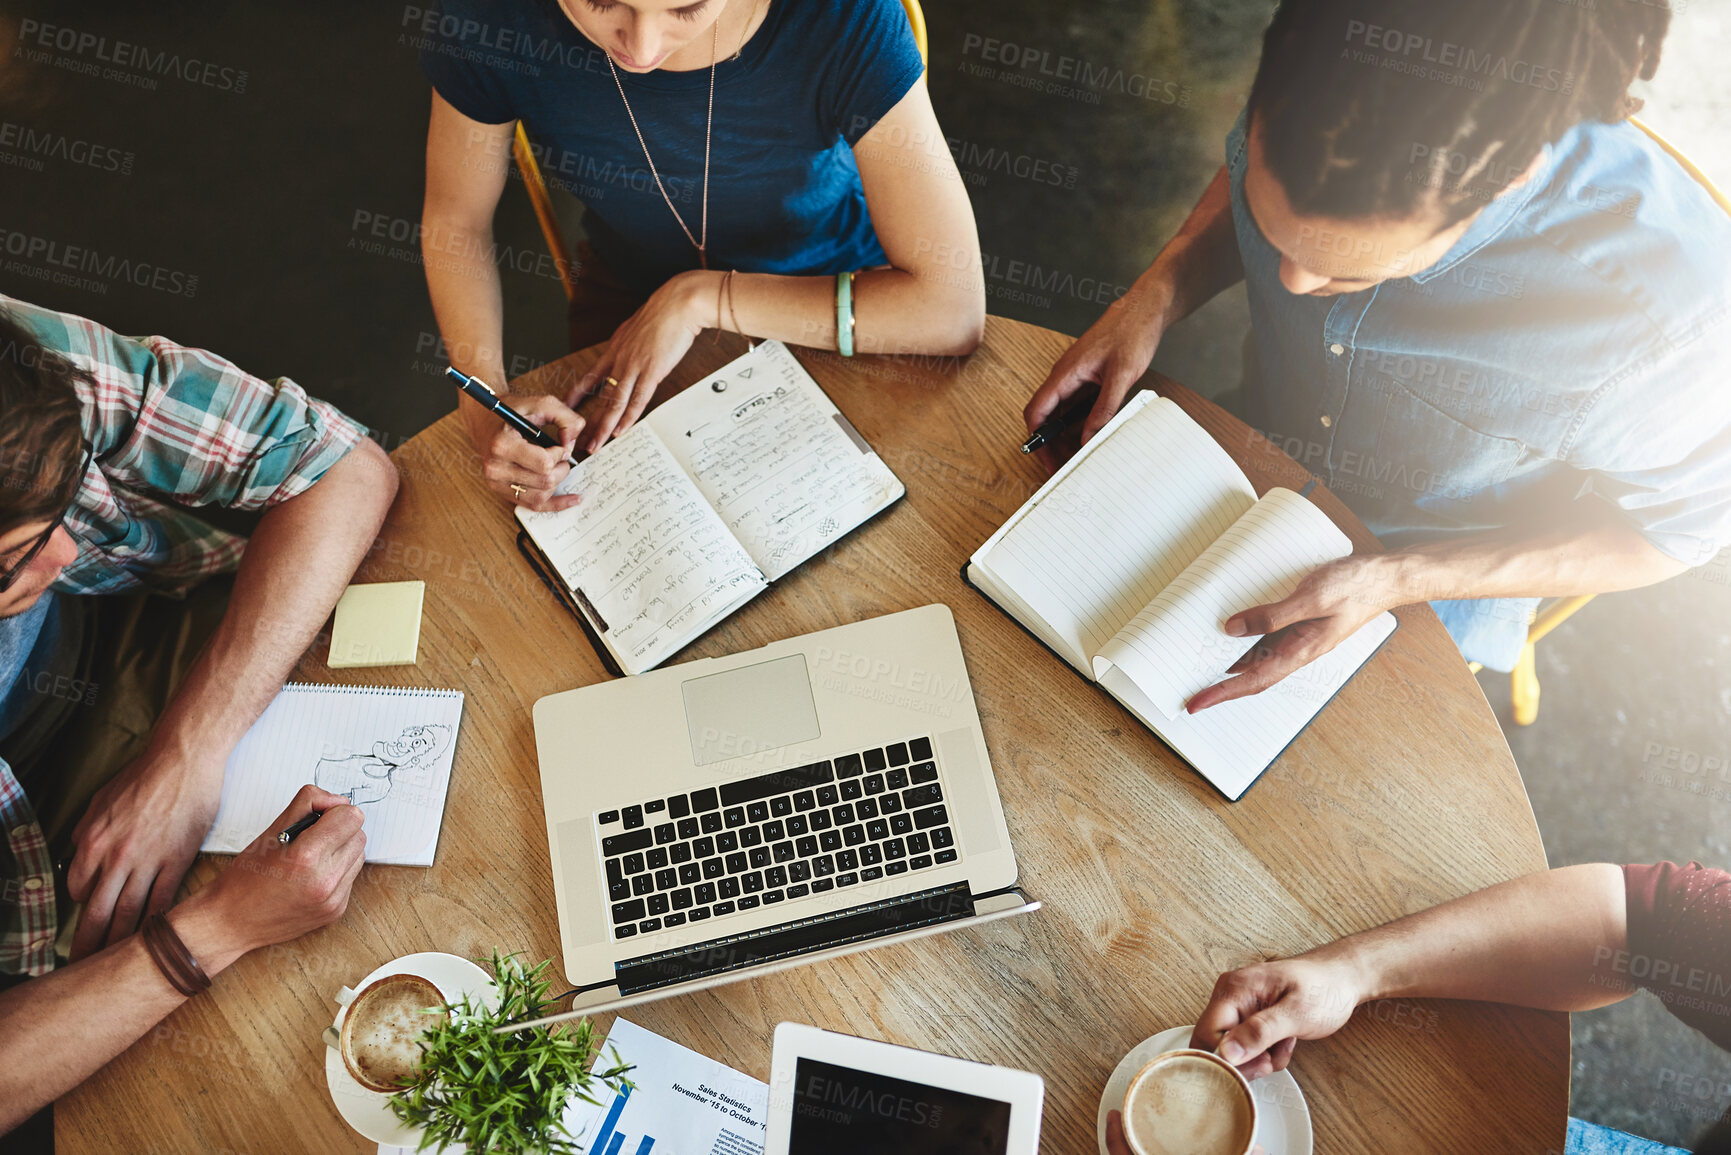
[281,682,460,696]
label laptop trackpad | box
[683,654,820,766]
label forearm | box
[147,444,397,775]
[1137,166,1245,331]
[712,265,983,358]
[422,216,512,447]
[0,898,245,1132]
[1379,520,1691,607]
[1313,865,1628,1013]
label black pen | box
[446,367,579,466]
[1021,384,1102,454]
[277,811,322,845]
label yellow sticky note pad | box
[329,581,425,669]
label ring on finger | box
[511,483,526,501]
[600,375,635,416]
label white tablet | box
[766,1022,1044,1155]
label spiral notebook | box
[201,683,465,866]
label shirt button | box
[22,876,45,891]
[1329,343,1345,356]
[10,826,29,840]
[1320,415,1334,428]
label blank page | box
[970,394,1256,673]
[647,341,904,582]
[518,422,768,675]
[1099,609,1395,800]
[1094,487,1355,718]
[201,684,464,865]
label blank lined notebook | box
[516,340,904,676]
[966,393,1396,800]
[201,684,464,865]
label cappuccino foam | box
[342,974,444,1092]
[1125,1053,1255,1155]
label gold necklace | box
[606,19,717,269]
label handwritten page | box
[969,394,1257,674]
[201,684,464,865]
[564,1018,769,1155]
[519,423,768,675]
[1094,487,1362,718]
[648,341,904,582]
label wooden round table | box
[58,316,1567,1154]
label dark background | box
[2,0,1729,1146]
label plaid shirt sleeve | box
[2,295,370,596]
[0,757,57,977]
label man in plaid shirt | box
[0,294,392,1137]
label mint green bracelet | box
[836,270,855,357]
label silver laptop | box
[533,604,1037,1013]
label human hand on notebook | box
[569,269,717,455]
[1025,287,1166,469]
[480,393,583,512]
[172,785,367,965]
[1186,554,1396,712]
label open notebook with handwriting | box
[965,392,1397,801]
[517,340,905,676]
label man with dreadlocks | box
[1028,0,1727,711]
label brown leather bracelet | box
[141,916,198,997]
[154,914,211,995]
[141,913,211,997]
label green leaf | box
[386,951,632,1152]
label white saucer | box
[1097,1026,1314,1155]
[323,951,495,1146]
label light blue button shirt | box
[1224,107,1731,669]
[0,595,54,743]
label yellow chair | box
[900,0,928,65]
[509,0,930,303]
[1475,117,1729,726]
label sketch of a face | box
[315,724,450,805]
[374,727,442,770]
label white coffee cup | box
[1121,1047,1259,1155]
[321,972,448,1093]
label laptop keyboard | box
[595,736,957,940]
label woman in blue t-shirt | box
[419,0,984,510]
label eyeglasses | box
[0,442,92,594]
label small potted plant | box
[389,951,631,1153]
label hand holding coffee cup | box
[1191,954,1364,1080]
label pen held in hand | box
[1021,383,1103,454]
[445,366,581,468]
[277,811,322,845]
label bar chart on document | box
[587,1083,657,1155]
[563,1019,770,1155]
[377,1021,766,1155]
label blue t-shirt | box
[418,0,925,296]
